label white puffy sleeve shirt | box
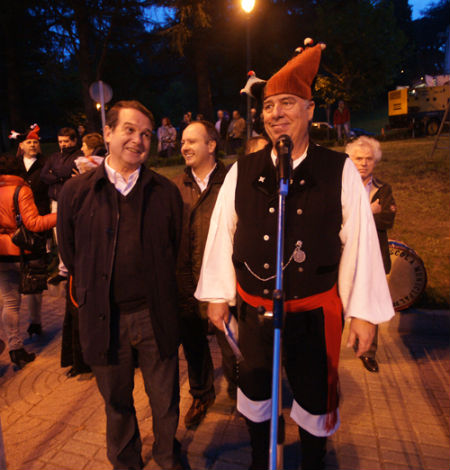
[195,152,395,324]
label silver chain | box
[243,251,296,282]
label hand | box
[72,168,80,177]
[371,199,382,214]
[207,302,230,332]
[346,318,376,357]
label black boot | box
[298,427,327,470]
[245,418,270,470]
[27,323,43,338]
[9,348,36,368]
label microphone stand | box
[269,135,292,470]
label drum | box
[387,240,427,311]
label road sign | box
[89,81,113,103]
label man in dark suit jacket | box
[173,121,237,430]
[57,100,183,470]
[346,136,396,373]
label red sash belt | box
[237,282,343,431]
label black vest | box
[233,144,347,300]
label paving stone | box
[380,448,423,467]
[420,443,450,459]
[48,450,90,469]
[336,455,382,470]
[0,294,448,470]
[422,455,450,470]
[61,439,100,458]
[72,429,106,446]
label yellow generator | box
[388,84,449,135]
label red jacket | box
[333,107,350,125]
[0,175,56,258]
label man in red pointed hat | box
[195,41,395,469]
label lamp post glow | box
[241,0,255,139]
[241,0,255,13]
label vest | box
[233,144,347,300]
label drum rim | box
[388,239,427,311]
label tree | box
[312,0,406,110]
[31,0,151,130]
[411,0,450,76]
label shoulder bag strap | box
[13,186,23,227]
[13,185,26,263]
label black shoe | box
[27,323,43,338]
[9,348,36,368]
[66,367,80,378]
[184,396,215,429]
[48,274,67,285]
[360,356,379,373]
[66,366,92,378]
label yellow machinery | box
[388,84,449,135]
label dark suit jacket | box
[57,162,183,365]
[371,177,396,274]
[19,154,50,215]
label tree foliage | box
[0,0,447,146]
[313,0,407,110]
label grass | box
[155,136,450,309]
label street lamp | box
[241,0,255,140]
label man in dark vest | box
[195,40,395,470]
[173,121,237,429]
[57,100,183,470]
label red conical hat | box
[26,124,40,140]
[265,40,325,100]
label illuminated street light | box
[96,102,101,110]
[241,0,255,14]
[241,0,255,139]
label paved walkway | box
[0,285,448,470]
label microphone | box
[275,135,293,183]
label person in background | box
[333,100,351,142]
[215,110,230,153]
[157,117,177,158]
[81,132,106,157]
[227,110,246,155]
[60,133,106,379]
[173,120,237,429]
[179,112,192,136]
[13,124,51,338]
[40,127,82,285]
[346,136,396,373]
[0,154,56,368]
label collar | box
[104,155,141,196]
[270,146,308,170]
[23,156,37,171]
[254,145,314,197]
[191,163,217,193]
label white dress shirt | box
[104,156,141,196]
[195,148,394,324]
[192,163,217,193]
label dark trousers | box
[60,283,90,372]
[238,299,331,415]
[91,309,179,470]
[180,300,237,400]
[180,302,215,401]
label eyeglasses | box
[263,98,298,114]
